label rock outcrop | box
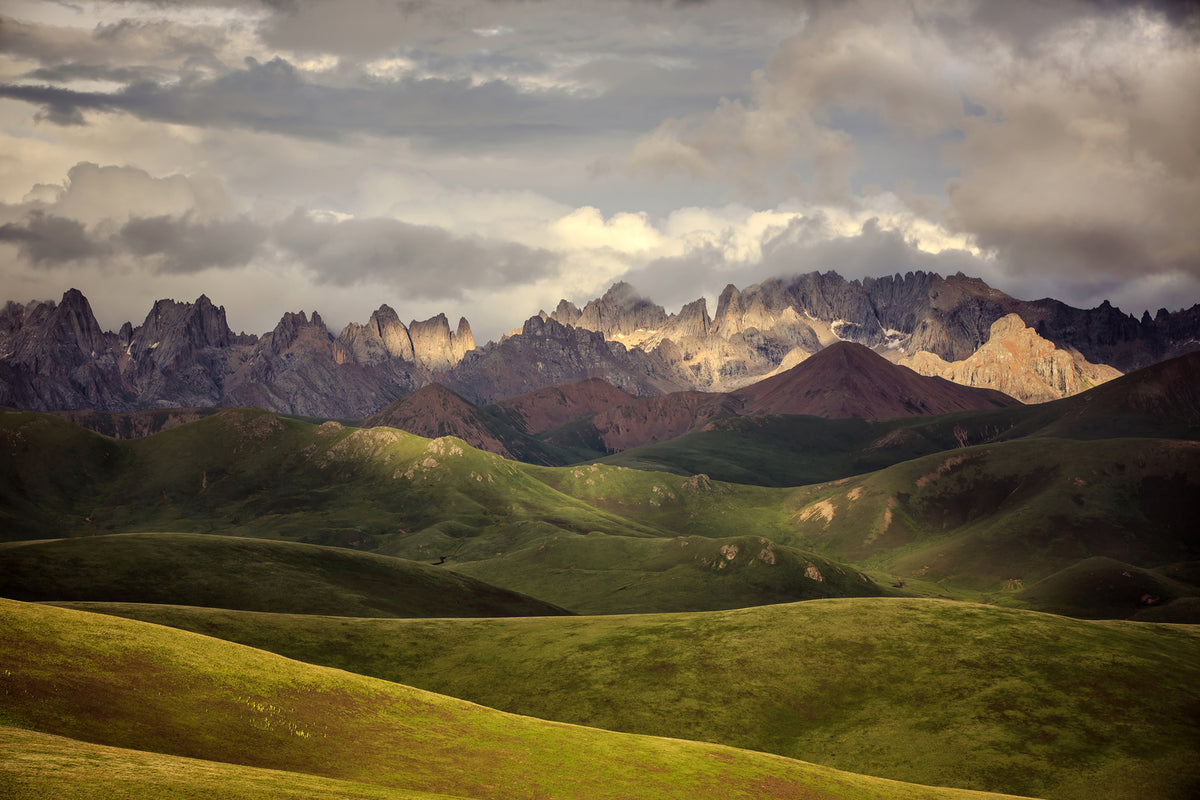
[408,313,474,372]
[443,313,687,404]
[901,314,1123,403]
[338,305,415,365]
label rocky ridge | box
[3,271,1200,417]
[900,314,1123,403]
[548,271,1200,395]
[0,291,475,418]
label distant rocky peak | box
[577,281,670,337]
[551,299,582,327]
[673,297,711,336]
[133,295,233,354]
[408,312,474,372]
[54,288,109,356]
[265,309,330,355]
[368,304,415,361]
[453,317,475,362]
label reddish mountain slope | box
[490,378,634,434]
[580,391,743,453]
[734,341,1019,418]
[364,383,522,460]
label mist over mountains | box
[3,270,1199,419]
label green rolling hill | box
[1,599,1036,800]
[59,597,1200,800]
[0,532,568,618]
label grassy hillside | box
[450,533,886,614]
[0,408,665,547]
[4,409,1196,614]
[776,437,1200,595]
[0,532,568,618]
[70,597,1200,800]
[0,410,886,613]
[0,599,1031,800]
[1,726,452,800]
[1013,556,1200,621]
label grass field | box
[1,599,1036,800]
[65,597,1200,800]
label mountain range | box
[4,270,1199,419]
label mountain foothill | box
[4,268,1200,800]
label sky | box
[1,0,1198,343]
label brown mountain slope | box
[734,341,1019,418]
[575,391,744,453]
[364,383,523,460]
[489,378,634,434]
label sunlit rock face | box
[901,314,1124,403]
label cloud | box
[942,5,1200,283]
[0,211,104,264]
[272,209,560,301]
[0,56,617,147]
[118,214,266,273]
[0,161,258,272]
[47,162,234,226]
[625,0,1200,295]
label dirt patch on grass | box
[798,500,836,526]
[916,453,983,488]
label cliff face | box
[901,314,1123,403]
[0,290,128,410]
[339,305,415,365]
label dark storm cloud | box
[118,214,267,273]
[27,63,170,86]
[0,55,669,147]
[273,210,560,300]
[0,212,105,264]
[0,208,265,273]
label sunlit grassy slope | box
[0,727,453,800]
[70,597,1200,800]
[0,599,1033,800]
[0,532,568,617]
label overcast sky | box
[1,0,1198,341]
